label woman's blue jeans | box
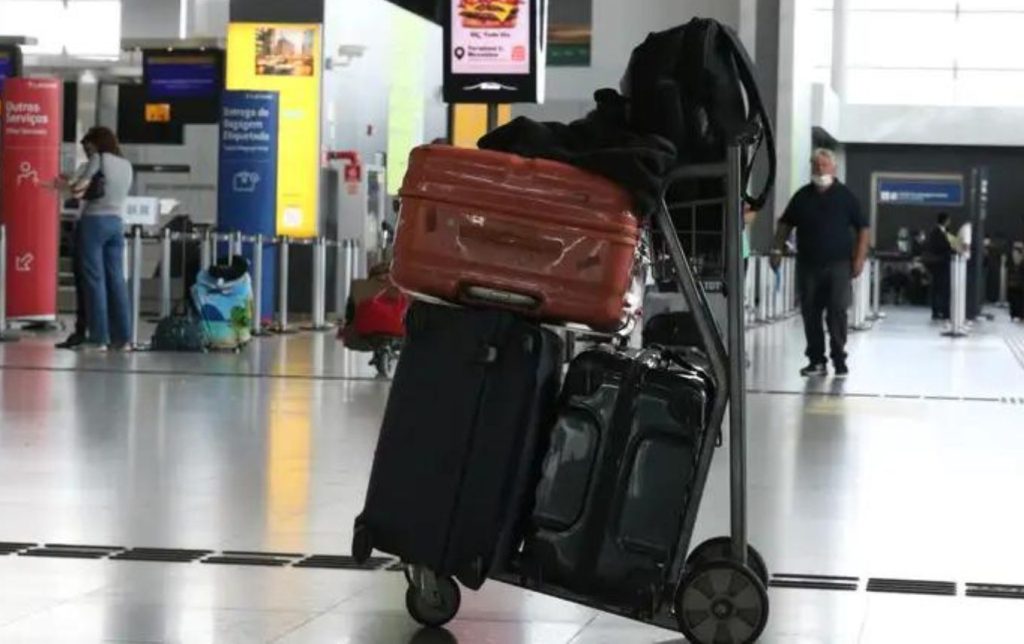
[78,215,131,346]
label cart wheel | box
[351,523,372,564]
[685,537,769,586]
[405,576,461,628]
[675,559,769,644]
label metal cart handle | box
[656,147,750,580]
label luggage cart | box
[399,147,768,644]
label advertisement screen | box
[255,27,316,77]
[144,52,222,99]
[145,103,172,123]
[451,0,530,76]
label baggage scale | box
[383,146,770,644]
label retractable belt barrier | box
[745,254,798,328]
[94,230,364,348]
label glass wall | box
[840,0,1024,106]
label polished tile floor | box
[0,308,1022,643]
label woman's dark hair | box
[937,212,951,226]
[81,126,122,157]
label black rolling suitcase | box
[526,348,716,606]
[352,301,563,590]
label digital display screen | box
[145,103,172,123]
[254,26,316,77]
[144,52,222,99]
[451,0,530,76]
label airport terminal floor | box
[1,308,1023,643]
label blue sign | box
[218,90,280,318]
[877,177,964,207]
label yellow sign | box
[227,22,322,238]
[144,103,171,123]
[451,104,512,148]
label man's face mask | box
[811,174,834,190]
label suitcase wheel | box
[405,573,461,628]
[674,559,769,644]
[684,537,769,587]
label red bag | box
[354,290,409,338]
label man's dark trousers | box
[798,261,852,365]
[929,261,951,320]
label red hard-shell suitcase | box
[393,146,640,331]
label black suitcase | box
[527,348,715,606]
[353,301,563,589]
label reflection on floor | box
[0,308,1022,643]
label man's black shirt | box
[925,225,954,267]
[780,182,869,266]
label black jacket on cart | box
[479,91,677,217]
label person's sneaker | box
[55,333,86,350]
[799,362,827,377]
[834,362,849,378]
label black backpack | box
[622,18,776,209]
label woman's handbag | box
[81,154,106,201]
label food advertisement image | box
[458,0,521,29]
[255,27,316,77]
[451,0,530,76]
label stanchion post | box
[337,238,350,323]
[304,237,331,331]
[744,257,755,326]
[0,224,16,343]
[200,230,212,271]
[252,234,265,336]
[160,228,172,318]
[274,236,295,334]
[757,256,769,323]
[850,270,871,331]
[786,256,794,315]
[999,254,1008,307]
[340,240,354,325]
[356,238,367,279]
[770,261,778,321]
[945,254,970,338]
[315,236,327,329]
[211,233,221,266]
[318,238,330,328]
[130,225,143,348]
[870,258,884,320]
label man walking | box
[771,149,870,378]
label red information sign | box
[0,78,61,320]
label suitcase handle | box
[461,285,543,311]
